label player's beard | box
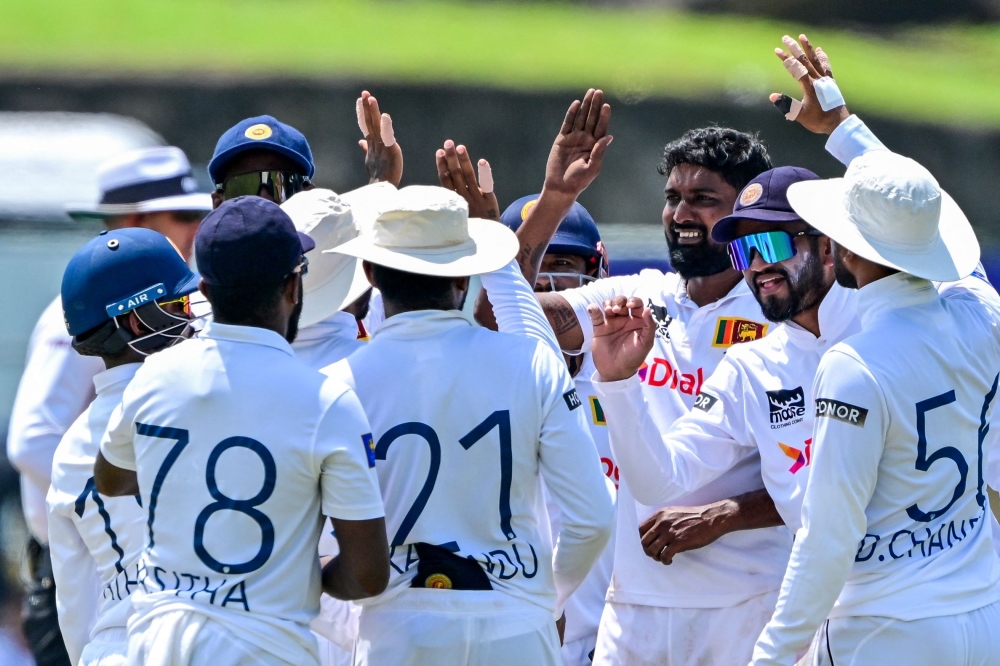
[832,243,859,289]
[665,225,732,278]
[285,298,304,343]
[751,250,830,323]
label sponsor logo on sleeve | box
[693,391,719,412]
[815,398,868,427]
[563,389,582,411]
[767,386,806,429]
[589,396,606,425]
[362,433,376,468]
[712,317,768,347]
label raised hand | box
[357,90,403,187]
[587,296,655,383]
[544,88,613,197]
[770,34,850,135]
[436,140,501,221]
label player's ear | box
[122,311,146,336]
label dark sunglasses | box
[727,229,824,271]
[216,171,310,203]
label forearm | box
[710,489,783,534]
[479,260,561,355]
[321,554,382,601]
[516,189,578,287]
[93,451,139,497]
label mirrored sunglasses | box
[727,230,823,271]
[156,293,193,317]
[217,171,310,204]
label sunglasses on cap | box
[727,229,824,271]
[216,171,310,204]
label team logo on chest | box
[766,386,806,429]
[712,317,768,347]
[648,300,672,340]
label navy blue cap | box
[208,115,315,184]
[500,194,602,258]
[62,228,200,336]
[713,167,820,243]
[196,196,315,287]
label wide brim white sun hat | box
[786,150,979,282]
[326,185,519,278]
[281,184,391,328]
[67,193,213,219]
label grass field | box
[3,0,1000,127]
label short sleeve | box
[316,382,385,521]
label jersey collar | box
[781,282,860,351]
[373,309,471,341]
[198,320,296,357]
[92,362,141,396]
[856,272,936,329]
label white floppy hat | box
[66,146,212,219]
[281,184,392,328]
[786,151,979,282]
[327,185,518,277]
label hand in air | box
[357,90,403,187]
[436,140,501,221]
[770,34,850,135]
[587,296,655,383]
[543,88,613,198]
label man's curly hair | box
[658,127,772,191]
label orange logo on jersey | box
[713,317,768,347]
[425,573,453,589]
[779,438,812,474]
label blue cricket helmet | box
[500,194,609,275]
[62,228,200,337]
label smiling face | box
[662,164,738,278]
[734,220,835,322]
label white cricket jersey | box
[47,362,146,665]
[753,273,1000,665]
[100,322,385,664]
[323,310,615,614]
[293,310,366,371]
[8,296,104,542]
[561,271,792,608]
[561,353,616,645]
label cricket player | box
[7,146,210,666]
[323,185,615,665]
[470,90,792,665]
[46,228,201,665]
[495,195,615,666]
[93,196,390,666]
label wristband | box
[356,98,368,137]
[772,94,803,121]
[380,114,396,147]
[478,160,494,193]
[813,77,846,111]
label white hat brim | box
[787,178,980,282]
[66,193,213,220]
[324,218,519,277]
[299,255,372,329]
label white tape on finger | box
[356,98,368,137]
[380,114,396,147]
[783,57,809,81]
[478,161,494,194]
[782,36,805,59]
[813,77,846,111]
[786,98,803,121]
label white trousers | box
[592,589,780,666]
[562,632,598,666]
[354,589,561,666]
[80,628,128,666]
[806,601,1000,666]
